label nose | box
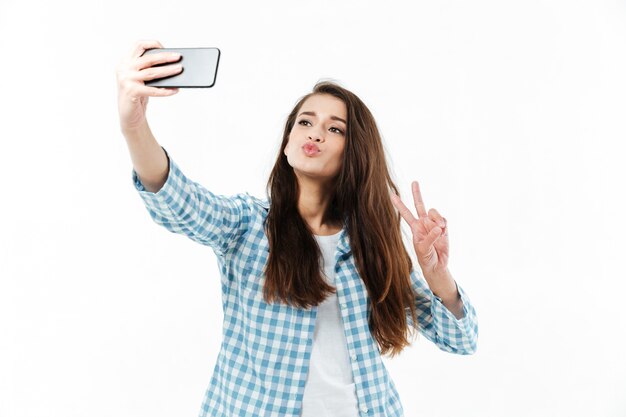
[308,130,324,142]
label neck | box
[295,174,340,234]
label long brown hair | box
[263,80,419,357]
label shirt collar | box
[336,223,351,256]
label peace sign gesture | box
[390,181,450,281]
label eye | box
[298,119,344,135]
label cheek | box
[285,134,296,155]
[334,144,346,161]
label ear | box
[284,144,289,155]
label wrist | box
[436,280,460,303]
[425,268,458,300]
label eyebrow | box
[297,111,347,125]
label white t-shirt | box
[300,228,360,417]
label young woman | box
[117,40,478,417]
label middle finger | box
[412,181,427,218]
[134,51,182,71]
[131,63,183,82]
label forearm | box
[424,268,465,320]
[439,290,464,320]
[122,121,168,193]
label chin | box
[294,167,340,182]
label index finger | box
[130,40,164,58]
[412,181,427,218]
[390,192,418,226]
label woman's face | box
[284,93,347,184]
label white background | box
[1,0,625,416]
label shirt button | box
[351,353,357,361]
[360,405,368,413]
[340,302,346,308]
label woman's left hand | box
[390,181,450,279]
[391,181,464,314]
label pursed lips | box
[302,143,320,153]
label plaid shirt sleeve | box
[131,146,251,257]
[408,267,479,355]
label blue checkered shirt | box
[132,147,479,417]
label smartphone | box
[142,47,220,88]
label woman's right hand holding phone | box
[116,40,183,133]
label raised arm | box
[117,40,252,257]
[116,39,182,192]
[390,179,479,354]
